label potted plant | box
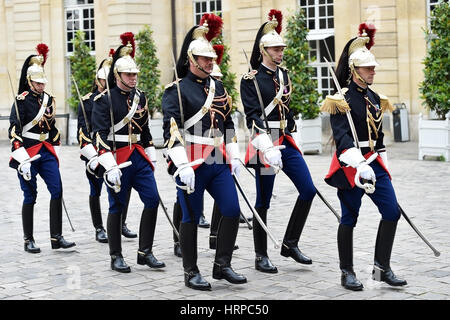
[418,2,450,161]
[68,30,96,145]
[135,25,164,147]
[284,8,322,154]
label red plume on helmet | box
[358,23,376,49]
[36,43,49,65]
[120,32,136,58]
[268,9,283,34]
[199,13,223,41]
[213,44,224,65]
[109,48,115,57]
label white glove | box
[107,167,122,187]
[88,157,99,171]
[264,148,283,169]
[380,152,388,171]
[359,163,376,181]
[54,146,60,158]
[230,158,241,177]
[19,162,32,181]
[179,166,195,191]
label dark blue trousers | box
[84,161,104,197]
[19,147,62,204]
[106,150,159,214]
[177,161,240,224]
[337,161,400,227]
[255,139,316,209]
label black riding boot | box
[253,207,277,273]
[338,224,363,291]
[23,203,40,253]
[180,222,211,290]
[49,198,76,249]
[89,196,107,243]
[280,197,312,264]
[173,201,182,257]
[121,189,137,238]
[212,216,247,284]
[372,220,407,286]
[137,207,165,268]
[209,202,239,250]
[107,212,130,273]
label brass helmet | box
[187,13,223,74]
[211,44,224,78]
[259,10,286,50]
[96,49,114,80]
[27,43,49,84]
[113,32,139,77]
[348,23,379,69]
[250,9,285,69]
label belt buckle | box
[202,106,208,115]
[130,134,138,144]
[39,133,46,141]
[213,136,222,147]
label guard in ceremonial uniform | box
[9,44,76,253]
[77,51,137,244]
[77,54,112,244]
[162,13,246,290]
[241,10,316,273]
[170,44,239,258]
[320,24,407,290]
[91,32,165,273]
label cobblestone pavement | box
[0,138,448,302]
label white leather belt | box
[185,133,223,146]
[267,120,287,129]
[108,133,141,143]
[354,140,370,148]
[22,131,48,142]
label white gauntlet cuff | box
[167,146,189,167]
[338,147,366,168]
[226,142,240,159]
[11,147,30,163]
[251,133,273,153]
[80,143,97,160]
[98,152,117,171]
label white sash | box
[260,69,284,119]
[109,89,141,136]
[184,78,216,130]
[22,93,49,133]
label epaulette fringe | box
[320,89,350,115]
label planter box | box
[68,117,78,145]
[293,115,322,154]
[418,113,450,161]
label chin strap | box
[350,65,368,86]
[188,53,211,76]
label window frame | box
[64,0,95,57]
[193,0,222,25]
[299,0,335,98]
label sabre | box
[232,174,280,249]
[398,204,440,257]
[324,58,375,194]
[71,75,91,133]
[238,158,279,199]
[170,52,204,194]
[61,196,75,232]
[103,67,117,159]
[158,193,179,240]
[315,188,341,223]
[242,49,284,173]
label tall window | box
[427,0,448,25]
[193,0,222,24]
[64,0,95,54]
[300,0,335,98]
